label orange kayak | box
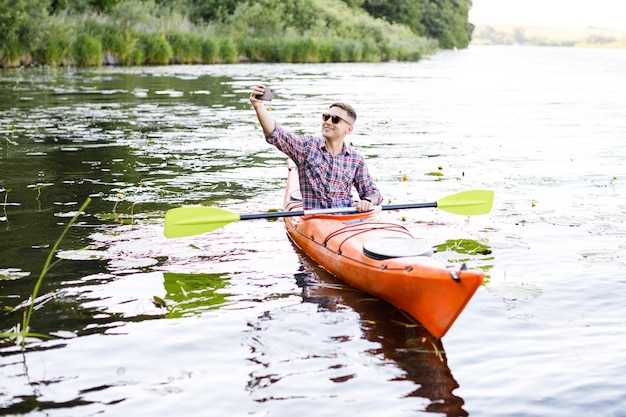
[283,162,483,338]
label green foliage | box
[106,0,156,31]
[227,0,436,62]
[0,0,49,66]
[138,32,173,64]
[362,0,426,34]
[167,31,204,63]
[201,37,219,63]
[0,0,466,66]
[33,17,72,65]
[187,0,246,24]
[50,0,123,14]
[90,0,124,13]
[218,37,237,63]
[420,0,472,49]
[340,0,365,7]
[104,28,139,65]
[73,34,103,66]
[362,0,472,49]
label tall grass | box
[139,32,173,65]
[73,34,103,66]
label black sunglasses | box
[322,113,351,125]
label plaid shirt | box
[266,124,382,210]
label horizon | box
[469,0,626,33]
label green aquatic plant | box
[112,193,123,216]
[437,238,492,256]
[0,198,91,348]
[97,193,138,224]
[2,188,10,208]
[4,122,18,145]
[27,183,54,200]
[435,238,494,280]
[1,188,10,222]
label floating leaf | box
[0,268,31,280]
[56,250,108,261]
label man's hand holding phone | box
[250,84,277,135]
[256,87,275,101]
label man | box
[250,84,382,213]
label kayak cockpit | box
[363,236,434,260]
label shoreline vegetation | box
[472,24,626,49]
[0,0,475,68]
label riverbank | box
[1,0,442,68]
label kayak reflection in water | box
[250,84,382,213]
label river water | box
[1,45,625,416]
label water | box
[1,45,625,416]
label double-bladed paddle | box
[164,189,493,238]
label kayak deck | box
[282,161,483,338]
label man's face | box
[321,107,354,140]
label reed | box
[139,32,173,65]
[201,37,219,63]
[34,19,72,65]
[218,37,238,64]
[0,198,91,348]
[296,38,323,63]
[167,31,204,64]
[239,36,388,64]
[1,188,10,220]
[331,40,350,62]
[72,34,103,66]
[361,38,380,62]
[99,23,137,65]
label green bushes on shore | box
[1,0,439,68]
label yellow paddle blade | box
[164,207,241,238]
[436,189,494,216]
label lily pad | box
[0,268,31,280]
[57,250,108,261]
[108,258,159,270]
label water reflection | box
[246,247,466,416]
[162,272,231,318]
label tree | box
[49,0,123,14]
[420,0,469,48]
[187,0,247,24]
[362,0,426,34]
[361,0,472,49]
[0,0,49,65]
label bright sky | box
[469,0,626,32]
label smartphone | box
[256,88,275,101]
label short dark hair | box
[330,102,357,124]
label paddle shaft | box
[164,189,492,237]
[240,202,438,221]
